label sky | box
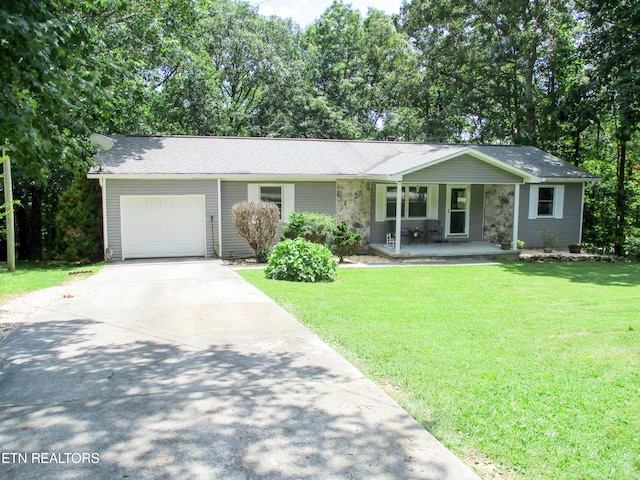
[251,0,405,28]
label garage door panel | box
[121,195,206,259]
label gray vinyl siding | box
[295,182,337,213]
[517,183,583,247]
[220,182,252,258]
[220,181,337,259]
[469,184,485,241]
[404,154,522,184]
[104,178,218,261]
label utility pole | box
[2,146,16,272]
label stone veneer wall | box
[336,179,371,245]
[483,184,515,243]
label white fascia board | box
[392,147,540,184]
[537,177,599,184]
[86,173,349,182]
[220,174,356,182]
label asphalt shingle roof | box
[91,136,597,181]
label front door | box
[446,185,470,238]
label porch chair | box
[385,232,396,248]
[424,219,443,244]
[386,220,411,247]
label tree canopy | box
[1,0,639,260]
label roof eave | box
[87,172,368,181]
[538,176,600,184]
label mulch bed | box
[518,250,623,262]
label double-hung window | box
[259,186,283,216]
[408,186,428,217]
[247,184,295,221]
[376,184,436,220]
[528,185,564,219]
[386,185,427,218]
[537,187,554,216]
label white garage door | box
[120,195,206,259]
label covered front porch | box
[369,181,521,260]
[369,241,520,260]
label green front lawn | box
[240,262,640,480]
[0,262,102,305]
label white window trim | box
[375,183,438,221]
[247,184,295,221]
[528,185,564,219]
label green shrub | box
[55,176,103,262]
[624,228,640,260]
[281,212,307,239]
[265,238,337,282]
[282,211,335,245]
[331,221,362,262]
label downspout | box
[512,183,520,249]
[99,177,110,261]
[217,178,223,257]
[395,181,402,254]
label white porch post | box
[512,183,520,248]
[579,183,585,244]
[395,181,402,254]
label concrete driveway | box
[0,259,479,479]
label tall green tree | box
[302,1,369,138]
[0,0,200,259]
[201,1,305,136]
[142,0,305,137]
[400,0,581,147]
[581,0,640,254]
[301,1,420,140]
[0,0,107,258]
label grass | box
[239,262,640,480]
[0,261,102,305]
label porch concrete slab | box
[370,241,519,260]
[0,259,480,480]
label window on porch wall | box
[386,186,427,218]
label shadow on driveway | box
[0,261,479,479]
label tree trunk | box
[16,184,44,260]
[2,150,16,271]
[523,46,538,146]
[614,138,627,256]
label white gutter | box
[87,173,371,182]
[538,177,598,184]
